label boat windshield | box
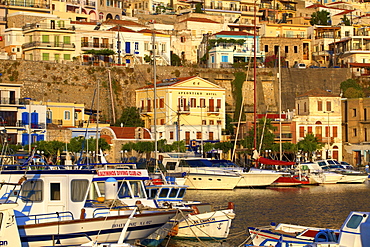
[179,159,239,168]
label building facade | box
[136,76,226,145]
[293,88,342,161]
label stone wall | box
[0,60,352,122]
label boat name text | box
[177,92,217,96]
[112,221,153,228]
[0,241,8,246]
[192,218,215,225]
[98,170,142,177]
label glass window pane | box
[71,179,89,202]
[21,180,43,202]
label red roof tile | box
[103,19,146,27]
[108,127,152,140]
[71,21,99,25]
[214,30,255,36]
[137,29,166,35]
[180,17,220,24]
[108,26,135,32]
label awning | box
[258,157,296,166]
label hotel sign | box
[177,91,217,96]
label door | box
[185,131,190,145]
[46,177,67,213]
[209,99,214,112]
[125,42,131,54]
[54,35,60,47]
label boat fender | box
[168,224,179,237]
[181,172,187,177]
[314,229,337,242]
[228,202,234,210]
[80,208,86,219]
[190,205,200,215]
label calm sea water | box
[162,181,370,247]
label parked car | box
[294,63,306,69]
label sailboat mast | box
[253,0,257,161]
[96,79,100,163]
[152,28,158,169]
[278,46,282,160]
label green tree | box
[214,141,233,159]
[194,2,203,13]
[157,139,173,152]
[310,10,331,25]
[241,118,277,152]
[224,113,235,135]
[67,137,110,153]
[203,142,214,153]
[340,79,364,98]
[133,141,154,154]
[171,141,186,152]
[341,15,351,26]
[31,140,65,157]
[297,133,323,160]
[171,53,182,66]
[116,107,144,127]
[232,72,246,121]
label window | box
[217,120,222,125]
[294,46,298,53]
[345,31,350,37]
[63,36,71,44]
[135,42,139,50]
[366,128,368,142]
[209,132,214,140]
[333,126,337,137]
[326,126,330,137]
[217,99,221,108]
[200,98,206,108]
[318,100,322,111]
[144,42,149,51]
[42,53,49,61]
[170,131,174,140]
[190,98,196,107]
[159,98,164,108]
[299,126,304,137]
[264,45,268,52]
[196,132,202,139]
[64,111,71,120]
[353,128,357,137]
[304,102,307,112]
[346,215,364,229]
[202,120,206,125]
[365,109,367,121]
[160,119,165,125]
[64,54,71,60]
[55,54,60,62]
[285,46,288,53]
[326,101,332,111]
[353,109,357,117]
[50,183,61,200]
[221,56,228,62]
[42,35,49,43]
[57,20,65,28]
[180,36,186,43]
[308,126,312,133]
[21,180,43,202]
[210,120,214,125]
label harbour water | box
[164,181,370,247]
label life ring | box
[314,229,337,242]
[190,205,200,215]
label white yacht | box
[161,153,242,190]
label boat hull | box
[176,209,235,239]
[18,210,177,247]
[337,174,367,183]
[184,174,240,190]
[236,172,282,187]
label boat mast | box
[96,79,99,163]
[152,27,158,169]
[253,0,257,166]
[278,46,282,160]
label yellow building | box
[41,101,85,127]
[136,76,226,145]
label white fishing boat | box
[248,211,370,247]
[146,178,235,239]
[0,163,179,246]
[161,153,242,190]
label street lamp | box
[324,111,334,159]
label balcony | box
[207,106,221,115]
[7,0,49,8]
[22,42,75,50]
[0,97,22,105]
[203,5,242,12]
[81,42,114,49]
[84,1,96,7]
[178,106,190,114]
[139,107,153,116]
[23,23,74,31]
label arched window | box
[106,13,113,20]
[99,12,104,20]
[115,15,120,20]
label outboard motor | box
[105,177,118,200]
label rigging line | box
[77,87,97,165]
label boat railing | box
[0,162,137,171]
[18,211,74,224]
[92,205,137,218]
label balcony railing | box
[7,0,49,8]
[207,107,221,113]
[84,1,96,7]
[204,5,241,11]
[139,107,152,114]
[81,42,113,49]
[178,106,190,113]
[0,97,21,105]
[22,42,75,49]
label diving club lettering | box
[98,170,142,177]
